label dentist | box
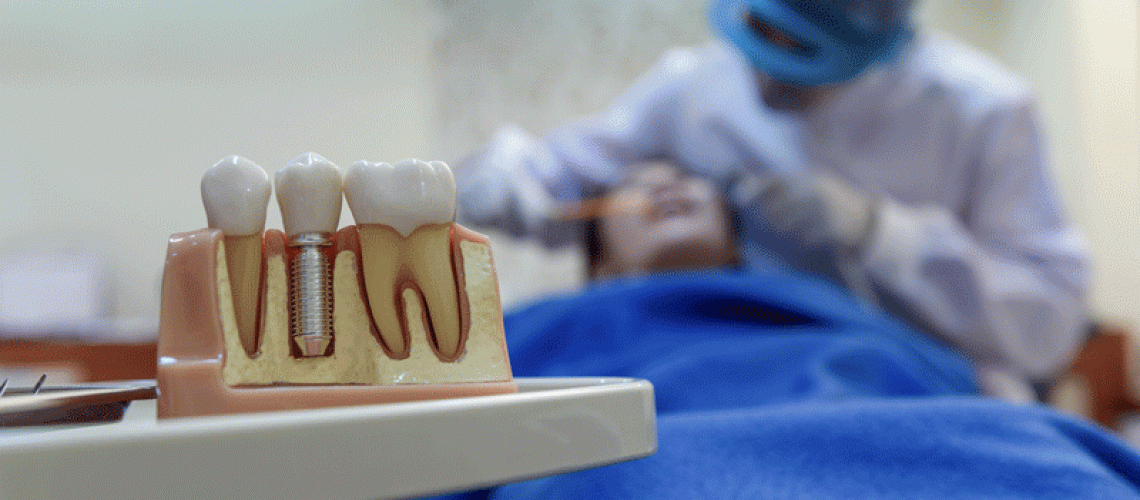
[456,0,1090,386]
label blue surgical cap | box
[710,0,914,86]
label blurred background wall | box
[0,1,437,337]
[0,0,1135,339]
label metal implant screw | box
[289,232,333,357]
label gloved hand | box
[729,170,879,255]
[454,126,581,247]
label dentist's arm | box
[455,48,702,247]
[730,98,1089,380]
[858,100,1090,380]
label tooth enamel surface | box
[201,156,271,236]
[275,152,343,237]
[343,158,456,237]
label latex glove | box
[455,126,582,247]
[730,171,878,255]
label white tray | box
[0,377,656,500]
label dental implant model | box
[157,153,515,419]
[275,153,341,358]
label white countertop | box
[0,377,656,500]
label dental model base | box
[158,154,515,419]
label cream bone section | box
[219,225,511,386]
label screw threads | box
[289,233,333,356]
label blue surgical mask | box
[709,0,913,87]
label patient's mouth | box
[651,197,695,222]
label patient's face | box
[595,163,735,277]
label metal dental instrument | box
[0,376,157,428]
[31,374,46,395]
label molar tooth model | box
[343,159,461,360]
[158,153,515,419]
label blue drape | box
[430,271,1140,499]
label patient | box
[508,161,979,410]
[583,163,1042,402]
[581,161,737,279]
[433,163,1140,499]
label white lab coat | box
[457,33,1090,381]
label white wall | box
[1065,0,1140,329]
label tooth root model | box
[201,156,270,356]
[343,159,462,360]
[157,154,515,419]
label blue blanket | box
[505,270,977,408]
[433,271,1140,499]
